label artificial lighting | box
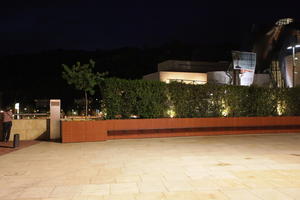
[167,109,176,118]
[276,18,293,26]
[15,103,20,119]
[277,101,286,116]
[287,44,300,50]
[15,103,20,110]
[220,99,229,117]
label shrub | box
[100,78,300,119]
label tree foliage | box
[62,59,107,116]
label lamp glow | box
[287,44,300,50]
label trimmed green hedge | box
[100,78,300,119]
[100,78,168,119]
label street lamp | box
[287,44,300,87]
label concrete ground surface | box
[0,141,39,156]
[1,133,300,200]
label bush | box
[100,78,300,119]
[100,78,168,119]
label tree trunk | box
[85,91,88,118]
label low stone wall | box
[61,116,300,143]
[1,119,49,141]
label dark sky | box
[2,1,300,55]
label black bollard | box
[13,134,20,148]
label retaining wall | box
[61,116,300,143]
[0,119,49,141]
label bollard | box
[13,134,20,148]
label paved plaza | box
[1,133,300,200]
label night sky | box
[2,1,300,54]
[1,1,300,108]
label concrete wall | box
[157,60,229,72]
[159,71,207,84]
[143,71,207,84]
[143,72,160,81]
[253,74,271,87]
[207,71,232,84]
[1,119,49,141]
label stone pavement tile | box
[72,194,104,200]
[268,164,300,170]
[102,194,136,200]
[0,168,29,177]
[250,188,294,200]
[140,174,165,182]
[239,178,274,189]
[40,198,73,200]
[0,140,39,156]
[276,169,300,176]
[250,170,287,179]
[185,170,213,179]
[214,178,248,190]
[137,181,167,193]
[18,186,55,199]
[0,176,41,188]
[193,190,230,200]
[110,183,139,195]
[209,171,237,179]
[2,134,300,200]
[244,164,273,170]
[80,184,110,196]
[163,191,199,200]
[73,168,99,177]
[222,189,262,200]
[116,175,141,183]
[0,186,25,200]
[63,176,91,185]
[268,155,300,164]
[163,173,190,181]
[15,199,43,200]
[122,167,145,176]
[49,185,82,198]
[215,164,247,171]
[278,188,300,200]
[163,180,194,192]
[98,168,123,177]
[90,176,116,184]
[265,178,296,188]
[189,179,219,190]
[135,192,165,200]
[284,179,300,187]
[35,178,66,187]
[232,171,268,180]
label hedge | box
[100,78,300,119]
[100,78,168,119]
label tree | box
[62,59,107,117]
